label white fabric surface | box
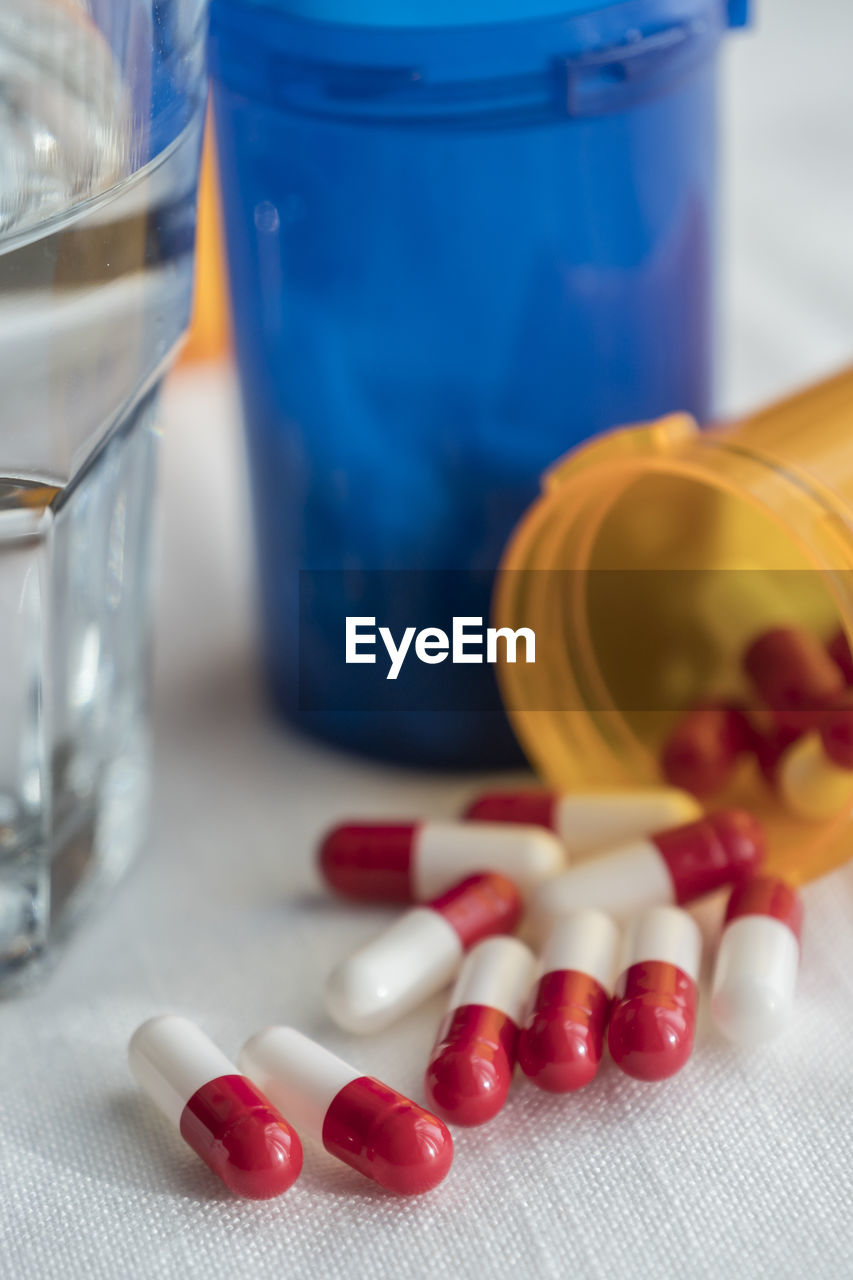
[2,1,853,1276]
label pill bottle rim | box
[494,412,853,886]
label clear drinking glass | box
[0,1,207,988]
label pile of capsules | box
[661,625,853,821]
[128,793,796,1201]
[129,622,848,1201]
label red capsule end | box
[518,970,610,1093]
[318,823,417,902]
[179,1075,303,1199]
[725,875,803,942]
[661,703,752,799]
[429,873,522,950]
[322,1076,453,1195]
[653,809,764,904]
[425,1005,519,1126]
[820,693,853,770]
[828,629,853,685]
[744,627,844,731]
[463,790,558,830]
[608,963,697,1082]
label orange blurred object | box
[181,107,229,363]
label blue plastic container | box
[209,0,746,769]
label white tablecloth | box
[2,2,853,1276]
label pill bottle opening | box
[496,420,853,885]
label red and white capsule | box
[744,626,844,731]
[319,820,564,902]
[464,787,700,858]
[608,906,701,1081]
[766,691,853,819]
[239,1027,453,1195]
[424,936,536,1126]
[325,872,523,1034]
[518,909,619,1093]
[128,1015,303,1199]
[711,876,803,1047]
[661,703,753,799]
[529,809,764,937]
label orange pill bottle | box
[496,367,853,884]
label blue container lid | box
[211,0,744,122]
[232,0,629,26]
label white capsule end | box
[539,908,621,994]
[324,956,394,1036]
[777,733,853,822]
[413,821,565,899]
[619,905,701,982]
[711,981,793,1048]
[528,840,673,942]
[128,1014,234,1129]
[325,909,463,1034]
[711,915,799,1047]
[554,788,702,856]
[239,1027,355,1135]
[447,935,537,1023]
